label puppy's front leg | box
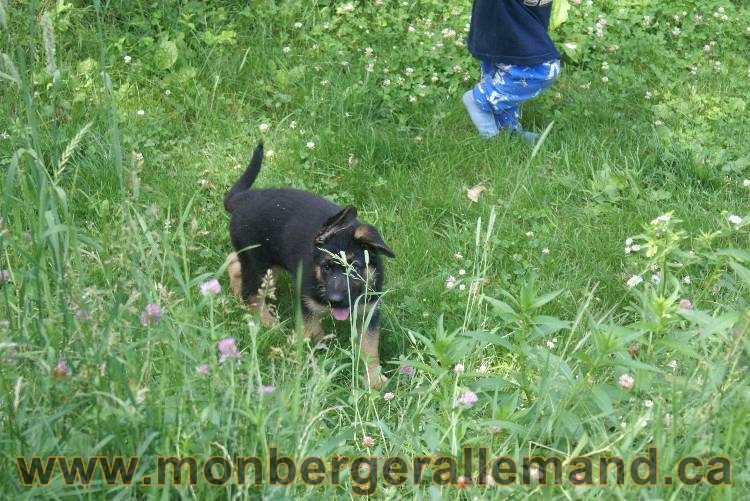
[226,252,243,297]
[361,326,386,390]
[302,314,323,342]
[358,308,386,390]
[226,252,276,327]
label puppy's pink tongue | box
[332,307,350,321]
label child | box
[463,0,561,142]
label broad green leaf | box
[471,377,515,392]
[154,40,178,70]
[657,338,701,360]
[729,261,750,287]
[531,289,563,309]
[550,0,570,30]
[590,384,615,417]
[461,331,512,350]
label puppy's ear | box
[316,205,358,244]
[354,224,395,258]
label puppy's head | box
[313,205,395,321]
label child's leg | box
[463,62,500,138]
[478,60,560,138]
[463,91,499,138]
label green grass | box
[1,0,749,498]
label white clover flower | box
[259,123,270,133]
[384,392,395,401]
[651,274,661,284]
[683,275,691,284]
[625,238,634,246]
[601,61,609,70]
[454,363,465,374]
[743,179,750,187]
[668,360,677,370]
[459,284,466,291]
[627,275,643,288]
[293,22,303,28]
[124,55,132,64]
[445,275,457,289]
[601,76,609,83]
[164,89,171,96]
[526,231,534,237]
[625,247,632,254]
[672,27,681,36]
[542,248,550,255]
[136,109,145,116]
[644,91,652,100]
[728,214,742,225]
[306,141,315,149]
[282,46,291,53]
[631,244,641,252]
[618,373,635,390]
[289,120,297,129]
[644,399,653,409]
[404,67,414,76]
[458,269,466,276]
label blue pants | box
[472,60,560,130]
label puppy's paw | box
[366,367,388,391]
[247,298,277,327]
[258,307,278,328]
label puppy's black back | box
[229,188,341,273]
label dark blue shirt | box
[468,0,560,66]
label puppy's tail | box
[224,141,263,213]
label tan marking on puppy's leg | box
[303,314,323,342]
[226,252,243,297]
[247,295,277,327]
[361,327,386,390]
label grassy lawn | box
[1,0,749,498]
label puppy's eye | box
[322,262,332,272]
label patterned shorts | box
[472,60,560,129]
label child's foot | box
[511,129,541,143]
[463,90,499,138]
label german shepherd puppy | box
[224,142,394,388]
